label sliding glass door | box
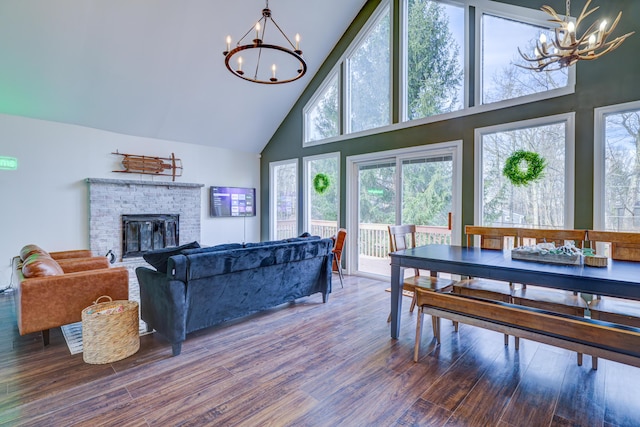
[358,161,397,276]
[349,143,461,277]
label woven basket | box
[82,296,140,364]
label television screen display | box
[210,186,256,217]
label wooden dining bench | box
[414,290,640,369]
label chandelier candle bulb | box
[567,21,576,43]
[226,36,231,53]
[295,33,300,50]
[237,56,243,74]
[598,20,607,43]
[272,64,276,78]
[539,33,548,54]
[255,22,261,42]
[588,33,596,51]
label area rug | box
[61,279,152,355]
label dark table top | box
[390,244,640,300]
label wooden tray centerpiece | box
[511,242,582,266]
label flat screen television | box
[210,186,256,217]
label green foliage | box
[312,77,339,141]
[407,0,463,120]
[313,173,330,194]
[502,150,546,186]
[402,160,452,226]
[359,164,396,224]
[349,8,391,132]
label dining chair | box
[331,228,347,288]
[386,225,456,330]
[586,230,640,370]
[510,228,589,365]
[453,225,519,345]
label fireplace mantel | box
[86,178,203,189]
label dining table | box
[389,244,640,339]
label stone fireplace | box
[86,178,204,264]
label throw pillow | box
[20,244,50,261]
[143,241,200,273]
[22,254,64,278]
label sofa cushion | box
[20,244,50,261]
[22,254,64,278]
[243,239,287,249]
[143,241,201,273]
[181,243,244,256]
[287,236,321,243]
[187,238,334,279]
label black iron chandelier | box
[223,0,307,84]
[518,0,634,72]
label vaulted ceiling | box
[0,1,366,153]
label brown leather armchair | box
[13,245,129,345]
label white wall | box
[0,113,260,286]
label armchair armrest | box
[17,267,129,335]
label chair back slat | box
[517,228,587,249]
[587,231,640,262]
[465,226,519,250]
[388,225,419,276]
[388,225,417,253]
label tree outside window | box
[305,73,339,142]
[406,0,464,120]
[603,109,640,231]
[348,6,390,133]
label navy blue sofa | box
[135,237,334,355]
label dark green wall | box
[260,0,640,240]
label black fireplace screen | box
[122,214,179,258]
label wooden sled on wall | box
[112,151,183,181]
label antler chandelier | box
[223,0,307,84]
[518,0,634,72]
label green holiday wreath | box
[502,150,546,186]
[313,173,331,194]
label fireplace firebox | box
[122,214,179,258]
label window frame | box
[474,112,576,228]
[344,0,393,135]
[474,0,576,109]
[302,67,341,144]
[593,99,640,230]
[302,151,341,236]
[400,0,468,123]
[269,158,299,240]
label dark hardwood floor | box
[1,275,640,426]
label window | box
[270,159,298,240]
[475,114,575,228]
[347,3,391,133]
[594,100,640,231]
[303,0,576,145]
[304,153,340,237]
[404,0,464,121]
[304,72,340,143]
[480,9,569,105]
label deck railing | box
[276,220,451,258]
